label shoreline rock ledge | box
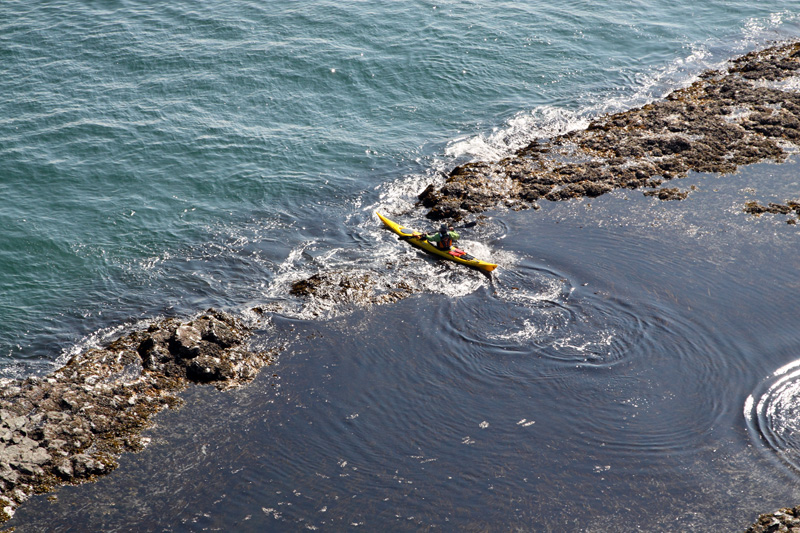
[419,39,800,223]
[0,309,275,523]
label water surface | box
[2,1,800,530]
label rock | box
[418,40,800,221]
[14,463,43,477]
[45,439,67,453]
[103,359,143,385]
[170,325,203,359]
[746,506,800,533]
[583,181,614,198]
[7,417,25,432]
[0,464,18,487]
[71,454,94,478]
[53,460,73,480]
[744,199,800,218]
[287,270,416,317]
[643,187,690,201]
[0,309,277,524]
[27,447,50,466]
[198,314,242,348]
[769,203,793,215]
[186,356,235,383]
[138,341,172,371]
[290,275,323,297]
[417,183,442,208]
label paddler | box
[420,224,460,251]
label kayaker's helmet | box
[439,224,448,234]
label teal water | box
[4,2,800,530]
[1,2,798,376]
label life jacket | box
[437,231,453,250]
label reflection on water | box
[747,360,800,473]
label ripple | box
[746,359,800,472]
[429,260,736,457]
[434,259,646,369]
[575,310,735,456]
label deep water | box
[2,1,800,530]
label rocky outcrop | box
[643,186,692,201]
[419,40,800,222]
[746,506,800,532]
[0,309,275,522]
[743,199,800,223]
[288,269,415,318]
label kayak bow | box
[376,211,497,273]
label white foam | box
[374,170,443,216]
[445,105,590,162]
[741,11,800,49]
[54,315,166,369]
[753,75,800,93]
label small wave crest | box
[369,12,800,220]
[444,106,590,163]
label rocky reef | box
[282,268,417,319]
[0,309,275,522]
[746,506,800,532]
[743,199,800,223]
[419,40,800,222]
[4,40,800,528]
[290,269,413,307]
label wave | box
[441,10,800,168]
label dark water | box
[8,159,800,531]
[3,1,800,531]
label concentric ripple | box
[746,359,800,472]
[434,259,647,369]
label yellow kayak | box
[376,211,497,273]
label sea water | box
[2,1,800,530]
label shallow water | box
[3,1,800,530]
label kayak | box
[376,211,497,273]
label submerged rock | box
[643,187,691,201]
[0,309,276,522]
[419,40,800,222]
[289,270,415,317]
[743,199,800,219]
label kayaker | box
[421,224,460,251]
